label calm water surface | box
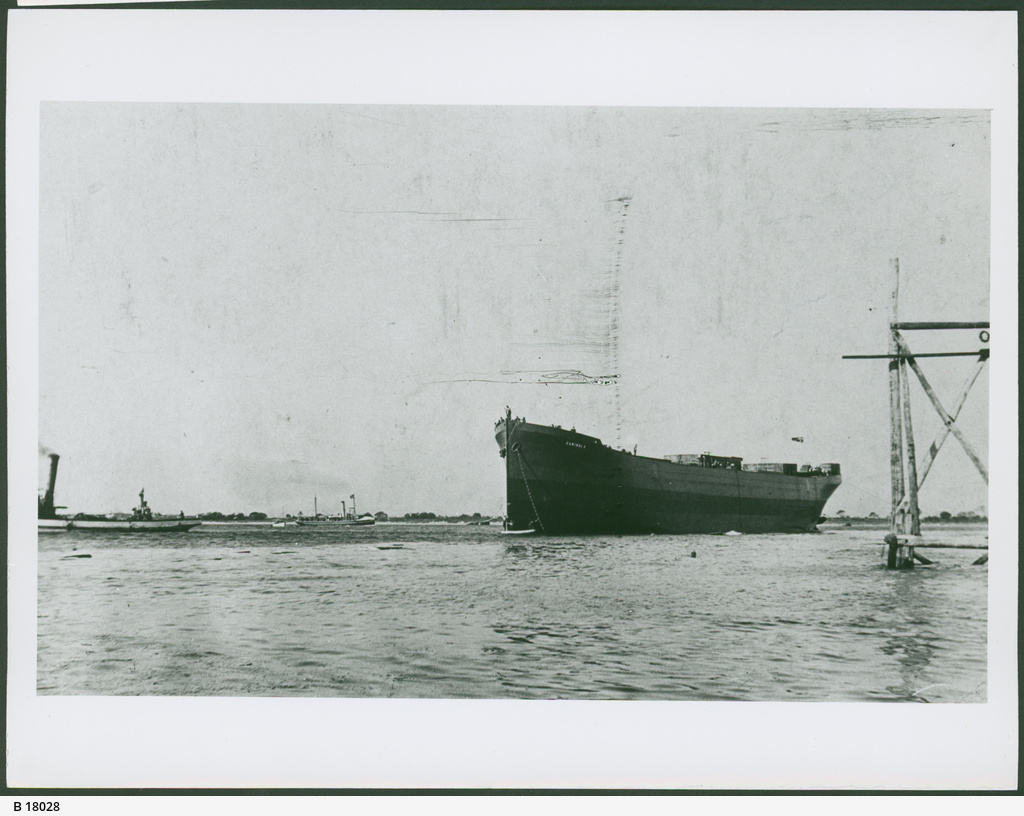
[37,523,988,701]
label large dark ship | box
[495,410,841,534]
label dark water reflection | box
[37,523,988,701]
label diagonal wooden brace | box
[897,353,987,511]
[894,331,988,484]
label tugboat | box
[68,489,202,532]
[37,452,201,533]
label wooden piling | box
[884,533,915,569]
[888,259,905,535]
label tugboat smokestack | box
[40,453,59,518]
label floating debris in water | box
[62,553,91,559]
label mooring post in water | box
[884,533,917,569]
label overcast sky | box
[39,103,990,517]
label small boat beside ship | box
[495,409,841,535]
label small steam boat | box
[38,453,200,533]
[295,515,376,527]
[67,489,202,532]
[67,489,201,532]
[294,494,375,527]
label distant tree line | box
[193,510,494,522]
[401,512,485,522]
[198,511,268,521]
[921,510,987,523]
[833,509,987,523]
[194,507,984,524]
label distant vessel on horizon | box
[294,494,375,527]
[495,410,841,535]
[294,516,376,527]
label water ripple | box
[36,523,988,700]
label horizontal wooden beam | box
[891,321,990,330]
[843,350,988,359]
[869,542,989,550]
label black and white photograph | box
[7,9,1018,791]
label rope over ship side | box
[495,409,841,534]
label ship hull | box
[295,517,375,527]
[37,519,70,532]
[496,417,841,535]
[61,519,202,532]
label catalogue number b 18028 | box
[13,804,59,811]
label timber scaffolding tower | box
[843,258,989,568]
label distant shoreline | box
[190,518,987,530]
[200,519,498,525]
[820,518,987,529]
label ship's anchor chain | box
[515,448,546,533]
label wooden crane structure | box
[843,259,989,567]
